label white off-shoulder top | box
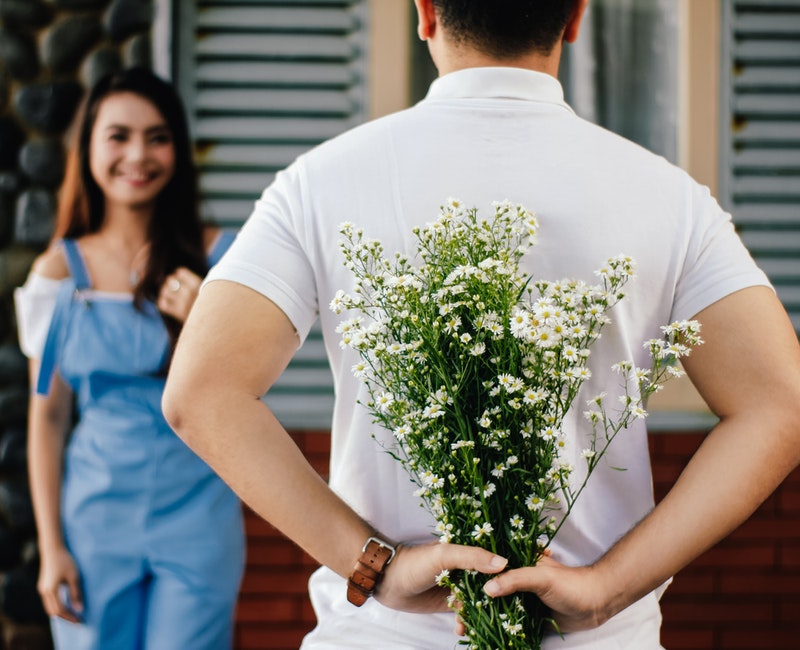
[15,273,63,360]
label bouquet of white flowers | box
[331,199,702,649]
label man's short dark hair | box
[432,0,578,58]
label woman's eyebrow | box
[145,124,171,136]
[103,124,171,135]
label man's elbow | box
[162,377,195,443]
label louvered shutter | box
[720,0,800,333]
[173,1,370,428]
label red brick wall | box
[651,433,800,650]
[233,432,326,650]
[233,431,800,650]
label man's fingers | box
[483,555,561,597]
[437,542,507,575]
[375,542,509,614]
[484,567,540,597]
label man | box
[162,1,800,648]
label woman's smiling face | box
[89,91,176,212]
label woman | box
[14,68,244,649]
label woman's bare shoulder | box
[203,225,222,252]
[30,245,69,281]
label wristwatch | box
[346,535,397,606]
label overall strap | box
[36,281,74,396]
[61,238,92,290]
[207,229,237,267]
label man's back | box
[214,66,768,649]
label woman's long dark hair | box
[54,67,208,346]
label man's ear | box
[414,0,437,41]
[564,0,589,44]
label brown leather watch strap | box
[346,536,396,606]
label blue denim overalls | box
[37,234,244,650]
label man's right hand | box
[375,541,508,613]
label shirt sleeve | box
[203,162,319,344]
[14,274,64,360]
[671,181,773,323]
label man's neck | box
[433,41,563,79]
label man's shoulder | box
[572,114,672,162]
[298,105,419,166]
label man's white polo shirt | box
[207,67,769,649]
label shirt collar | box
[424,67,574,114]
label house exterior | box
[0,1,797,648]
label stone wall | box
[0,1,155,647]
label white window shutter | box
[720,0,800,333]
[174,1,370,428]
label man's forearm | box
[168,384,375,578]
[593,408,800,621]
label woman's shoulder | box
[30,244,70,281]
[16,245,71,359]
[203,225,238,266]
[203,226,222,252]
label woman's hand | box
[38,545,83,623]
[157,267,202,323]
